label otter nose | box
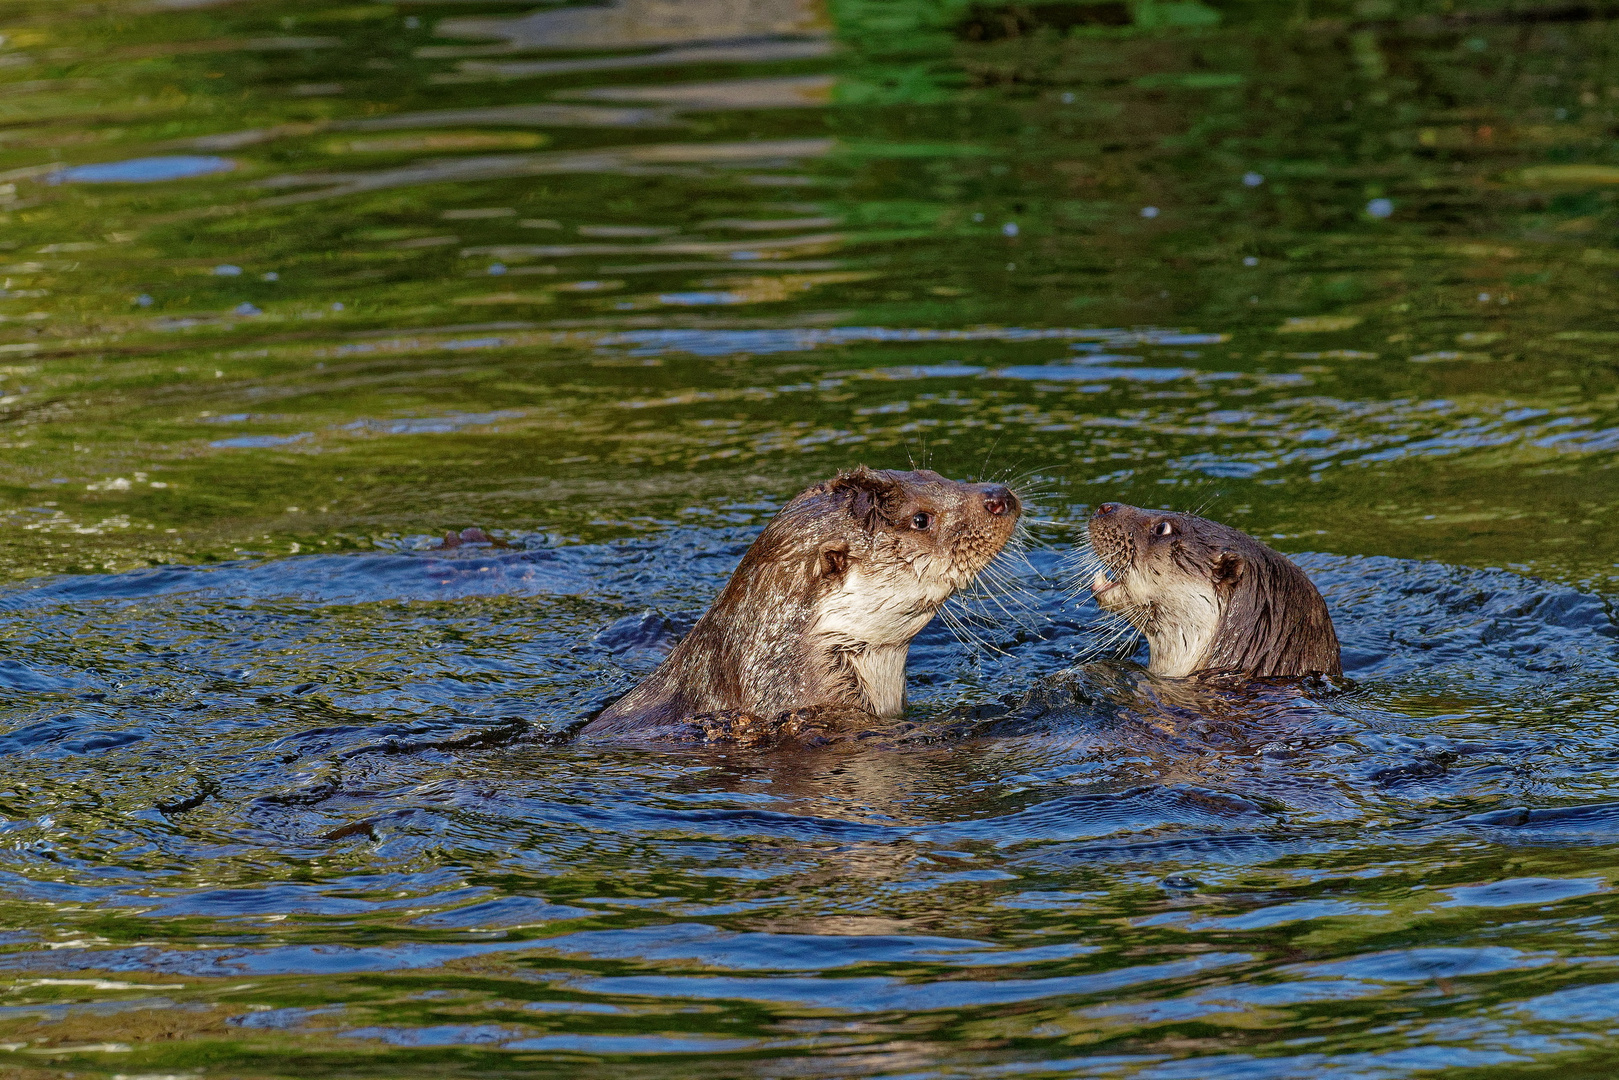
[1095,502,1120,517]
[982,485,1017,517]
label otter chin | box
[1082,502,1340,679]
[582,467,1022,740]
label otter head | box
[1084,503,1340,679]
[800,467,1021,714]
[812,467,1020,622]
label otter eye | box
[911,512,933,530]
[1153,521,1175,537]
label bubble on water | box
[134,294,153,307]
[233,302,262,316]
[262,271,279,282]
[1140,206,1160,218]
[1243,256,1259,267]
[1243,171,1265,186]
[1002,222,1019,237]
[1366,198,1395,219]
[214,264,243,276]
[488,263,507,276]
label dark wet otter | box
[582,467,1021,740]
[434,527,511,550]
[1081,503,1340,679]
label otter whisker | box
[979,432,1007,480]
[1000,530,1046,577]
[1073,606,1145,662]
[1189,489,1225,518]
[937,602,1011,658]
[947,555,1050,646]
[971,548,1048,605]
[964,585,1045,632]
[984,457,1029,487]
[954,576,1045,630]
[976,561,1045,606]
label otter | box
[582,467,1021,740]
[433,527,512,551]
[1080,503,1340,679]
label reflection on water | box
[437,0,828,51]
[0,0,1617,1076]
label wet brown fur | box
[583,467,1021,740]
[1087,504,1341,679]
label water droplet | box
[213,264,243,276]
[134,294,153,307]
[1366,198,1395,219]
[233,302,261,316]
[1140,206,1160,218]
[331,302,344,311]
[488,263,507,276]
[1001,222,1019,237]
[1060,92,1075,104]
[1243,171,1264,186]
[1243,256,1259,266]
[1478,292,1491,302]
[261,271,279,282]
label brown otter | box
[582,467,1021,740]
[1079,503,1340,679]
[434,527,512,550]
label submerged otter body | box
[583,467,1021,740]
[1082,503,1340,679]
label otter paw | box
[688,710,776,746]
[775,708,840,747]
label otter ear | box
[832,466,903,531]
[1213,551,1245,594]
[816,542,851,580]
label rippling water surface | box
[0,0,1617,1076]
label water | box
[0,0,1617,1074]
